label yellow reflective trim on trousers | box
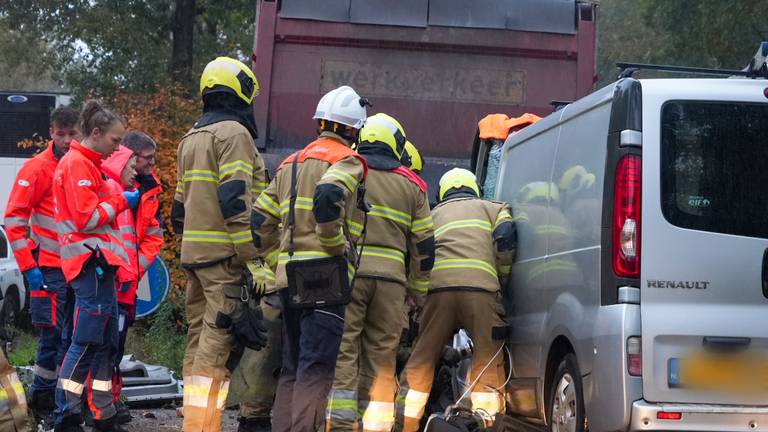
[0,389,7,401]
[433,258,497,277]
[359,245,405,264]
[347,219,364,236]
[434,219,491,237]
[278,251,332,264]
[323,169,358,192]
[369,205,411,226]
[182,230,231,244]
[411,216,433,233]
[328,399,358,411]
[229,230,253,244]
[279,197,314,215]
[257,194,280,218]
[176,182,184,194]
[319,231,345,247]
[251,182,266,195]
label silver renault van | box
[471,67,768,431]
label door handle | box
[763,248,768,299]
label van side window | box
[661,102,768,240]
[550,103,610,253]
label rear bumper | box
[630,400,768,431]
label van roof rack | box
[617,41,768,80]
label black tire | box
[547,353,585,432]
[0,288,20,342]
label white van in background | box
[472,54,768,431]
[0,92,72,217]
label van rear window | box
[661,101,768,239]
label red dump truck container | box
[253,0,598,188]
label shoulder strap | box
[287,149,303,257]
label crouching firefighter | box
[252,85,369,432]
[326,113,434,432]
[171,56,269,432]
[397,168,516,431]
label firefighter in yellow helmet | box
[171,56,269,432]
[326,114,434,432]
[397,168,516,431]
[400,141,423,175]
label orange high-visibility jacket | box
[4,143,68,271]
[102,146,164,306]
[53,141,130,282]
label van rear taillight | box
[627,336,642,376]
[613,155,641,278]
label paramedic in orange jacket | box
[52,100,135,432]
[101,145,163,424]
[4,106,80,426]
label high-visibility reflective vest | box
[4,143,68,271]
[53,141,130,282]
[252,133,368,289]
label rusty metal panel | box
[279,0,350,22]
[349,0,428,27]
[320,60,524,105]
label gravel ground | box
[98,408,240,431]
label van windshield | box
[661,101,768,239]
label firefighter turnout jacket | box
[172,120,267,267]
[356,165,433,291]
[4,143,68,271]
[53,141,131,282]
[252,132,367,289]
[429,195,516,291]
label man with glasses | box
[122,131,157,177]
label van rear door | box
[641,80,768,405]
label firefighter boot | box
[238,416,272,432]
[30,388,56,426]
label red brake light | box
[657,412,682,420]
[613,155,641,278]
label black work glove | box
[230,302,269,351]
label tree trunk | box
[170,0,195,88]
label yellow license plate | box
[669,354,768,393]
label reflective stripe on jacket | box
[355,165,434,290]
[429,196,515,292]
[252,133,367,289]
[4,143,65,271]
[172,120,266,267]
[53,141,130,282]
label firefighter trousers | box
[0,349,28,431]
[30,267,74,396]
[182,258,243,432]
[327,278,406,432]
[272,288,345,432]
[112,301,133,403]
[55,261,119,426]
[397,290,506,432]
[230,294,282,420]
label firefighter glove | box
[24,267,44,291]
[230,303,268,351]
[123,189,141,210]
[246,260,275,296]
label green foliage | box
[7,331,37,367]
[126,301,187,374]
[0,0,256,99]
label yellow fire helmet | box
[402,140,423,175]
[358,113,407,159]
[438,168,479,201]
[199,56,260,105]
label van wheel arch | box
[0,286,20,340]
[544,336,576,424]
